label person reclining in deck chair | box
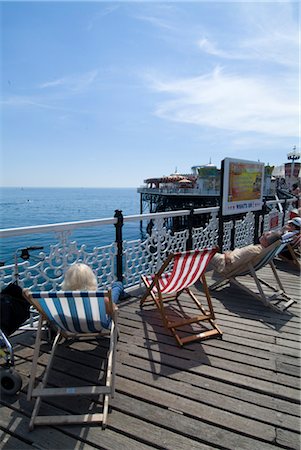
[276,217,301,261]
[61,263,126,314]
[210,218,301,275]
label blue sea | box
[0,187,142,265]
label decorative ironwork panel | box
[262,206,283,233]
[234,212,255,248]
[0,231,117,290]
[123,218,188,287]
[222,221,233,252]
[192,213,219,250]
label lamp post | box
[287,146,300,188]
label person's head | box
[259,230,282,248]
[289,208,301,219]
[62,263,97,291]
[287,217,301,231]
[292,183,299,190]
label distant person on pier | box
[210,218,301,274]
[289,207,301,219]
[62,263,126,313]
[291,183,301,208]
[291,183,300,196]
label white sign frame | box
[222,157,264,216]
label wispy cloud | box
[142,2,298,140]
[198,31,298,68]
[147,67,298,138]
[197,3,298,68]
[86,4,120,31]
[38,70,99,92]
[2,70,99,112]
[1,95,89,114]
[133,13,176,31]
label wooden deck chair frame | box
[277,235,301,270]
[140,249,222,346]
[26,290,118,430]
[210,240,296,312]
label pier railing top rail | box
[0,197,296,290]
[0,199,290,238]
[0,206,220,238]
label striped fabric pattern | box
[253,243,285,271]
[291,234,301,249]
[145,249,217,294]
[234,241,286,277]
[31,291,111,333]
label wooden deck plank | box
[0,263,300,449]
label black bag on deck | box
[0,282,30,336]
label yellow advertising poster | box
[228,162,262,202]
[222,158,264,215]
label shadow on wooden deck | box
[1,262,300,450]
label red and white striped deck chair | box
[140,249,222,346]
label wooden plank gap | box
[168,407,184,415]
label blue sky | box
[1,1,299,187]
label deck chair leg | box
[111,321,118,398]
[107,320,117,398]
[29,395,42,431]
[201,274,216,319]
[269,261,285,292]
[157,291,171,329]
[248,264,269,306]
[186,276,216,319]
[140,276,158,306]
[29,332,61,431]
[249,262,292,307]
[27,315,43,401]
[210,278,229,291]
[102,319,117,428]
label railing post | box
[230,218,235,250]
[256,203,265,243]
[114,209,124,282]
[282,199,287,227]
[217,209,224,251]
[186,209,194,250]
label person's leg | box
[111,281,125,304]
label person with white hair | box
[277,217,301,261]
[62,263,126,313]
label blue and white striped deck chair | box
[26,290,118,430]
[210,240,296,312]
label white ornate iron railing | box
[0,199,295,290]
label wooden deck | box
[1,259,300,450]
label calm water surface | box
[0,187,141,264]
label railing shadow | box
[273,258,300,275]
[136,300,213,381]
[206,272,296,331]
[0,334,113,449]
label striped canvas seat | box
[141,249,222,346]
[26,289,118,430]
[143,249,215,295]
[31,291,112,334]
[210,240,296,312]
[233,241,287,277]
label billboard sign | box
[221,158,264,216]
